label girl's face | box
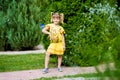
[52,16,60,25]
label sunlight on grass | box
[0,53,57,72]
[36,71,120,80]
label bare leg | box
[45,52,50,68]
[58,55,62,68]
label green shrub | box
[0,12,6,51]
[63,1,120,66]
[0,0,42,50]
[42,0,120,66]
[113,35,120,69]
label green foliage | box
[113,35,120,69]
[64,1,119,66]
[0,54,57,72]
[41,0,120,66]
[42,34,50,50]
[0,0,42,50]
[0,12,6,51]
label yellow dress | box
[45,24,65,55]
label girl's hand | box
[49,34,55,40]
[63,45,66,51]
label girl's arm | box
[42,25,54,40]
[42,26,50,35]
[62,34,66,50]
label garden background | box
[0,0,120,78]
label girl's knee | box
[46,52,50,56]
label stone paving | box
[0,67,97,80]
[0,63,115,80]
[0,45,115,80]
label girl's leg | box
[58,55,62,68]
[45,52,50,68]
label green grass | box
[36,71,120,80]
[35,73,99,80]
[35,73,102,80]
[1,53,120,80]
[0,53,57,72]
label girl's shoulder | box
[45,24,53,29]
[59,25,64,29]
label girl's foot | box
[43,68,48,74]
[58,67,62,72]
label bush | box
[0,0,42,50]
[113,35,120,69]
[62,1,120,66]
[42,0,120,66]
[0,12,6,51]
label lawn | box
[0,53,120,80]
[0,53,57,72]
[36,71,120,80]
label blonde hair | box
[51,12,64,24]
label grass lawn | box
[1,53,120,80]
[36,73,100,80]
[0,53,57,72]
[36,71,120,80]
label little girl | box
[42,12,65,73]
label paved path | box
[0,67,97,80]
[0,45,115,80]
[0,63,115,80]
